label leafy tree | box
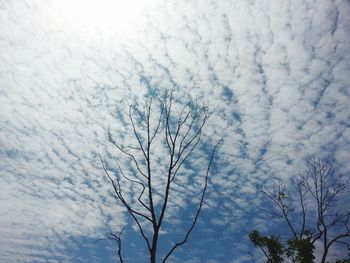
[286,234,315,263]
[249,230,284,263]
[250,157,350,263]
[100,90,221,262]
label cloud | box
[0,0,349,262]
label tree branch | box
[162,139,222,262]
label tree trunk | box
[150,231,159,263]
[150,251,156,263]
[320,247,328,263]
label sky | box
[0,0,350,262]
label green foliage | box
[249,230,317,263]
[278,191,286,201]
[250,157,350,263]
[249,230,284,263]
[249,230,263,246]
[286,236,315,263]
[265,236,284,263]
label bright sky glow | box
[1,0,350,262]
[59,0,152,33]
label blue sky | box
[1,0,350,262]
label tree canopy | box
[249,157,350,263]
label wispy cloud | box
[0,0,349,261]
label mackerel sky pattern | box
[1,0,350,262]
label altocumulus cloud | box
[0,0,349,262]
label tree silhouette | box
[249,230,284,263]
[250,157,350,263]
[100,90,221,263]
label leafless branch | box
[99,154,152,250]
[94,226,126,263]
[103,90,220,262]
[253,157,350,263]
[162,139,222,262]
[108,131,148,179]
[128,105,148,161]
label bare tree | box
[250,157,350,263]
[100,90,221,263]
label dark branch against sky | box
[0,0,349,262]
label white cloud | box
[0,0,349,261]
